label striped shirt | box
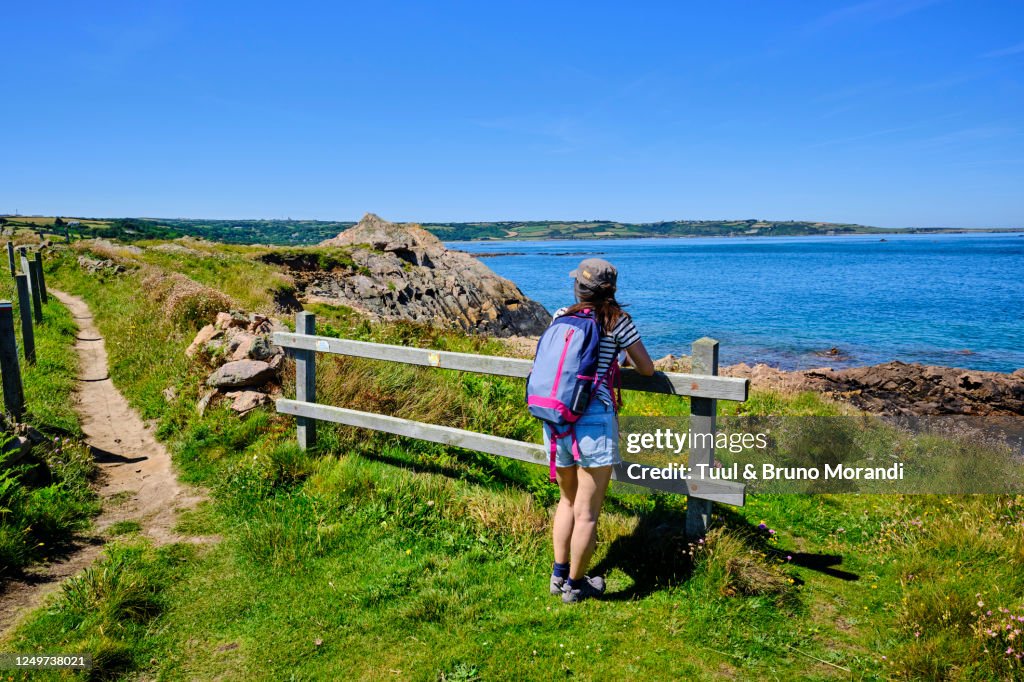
[553,307,642,405]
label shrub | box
[140,270,233,331]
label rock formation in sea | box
[271,213,551,337]
[722,360,1024,417]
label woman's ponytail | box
[566,282,625,333]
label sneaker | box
[549,574,567,596]
[561,575,606,604]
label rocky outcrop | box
[653,354,691,373]
[723,360,1024,416]
[77,255,124,275]
[185,311,287,414]
[278,213,550,337]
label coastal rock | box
[270,213,550,337]
[196,389,216,416]
[186,324,223,357]
[267,352,285,371]
[228,332,258,361]
[206,360,276,389]
[193,309,287,411]
[654,354,691,373]
[319,212,439,253]
[228,390,268,414]
[723,360,1024,416]
[813,346,851,361]
[77,255,124,275]
[723,363,824,395]
[215,311,249,330]
[247,336,279,362]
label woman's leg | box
[569,465,613,580]
[552,465,578,565]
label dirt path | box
[0,289,203,636]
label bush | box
[140,270,233,331]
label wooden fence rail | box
[274,314,750,536]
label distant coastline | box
[448,226,1024,244]
[421,220,1024,243]
[3,214,1022,247]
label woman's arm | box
[624,340,655,376]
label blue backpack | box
[527,308,604,480]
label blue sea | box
[449,232,1024,373]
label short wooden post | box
[0,301,25,420]
[26,257,42,324]
[6,242,14,277]
[14,275,35,364]
[295,311,317,450]
[32,253,47,304]
[18,248,31,285]
[686,337,719,538]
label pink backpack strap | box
[599,357,622,412]
[546,424,581,481]
[548,432,558,480]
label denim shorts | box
[543,400,621,469]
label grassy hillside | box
[3,239,1024,680]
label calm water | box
[449,233,1024,372]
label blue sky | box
[2,1,1022,227]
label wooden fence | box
[0,243,49,421]
[274,312,750,537]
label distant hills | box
[2,214,1020,246]
[427,219,890,241]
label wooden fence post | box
[26,258,42,324]
[686,337,719,538]
[295,311,317,450]
[6,242,14,277]
[14,275,35,364]
[18,248,31,290]
[0,301,25,420]
[31,253,47,304]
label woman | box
[546,258,654,603]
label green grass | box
[4,246,1024,680]
[0,262,98,576]
[107,520,143,536]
